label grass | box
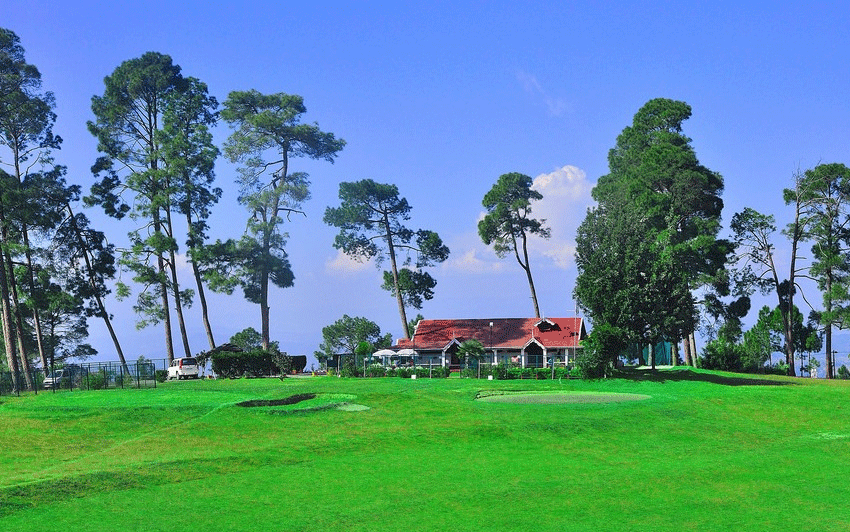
[0,368,848,531]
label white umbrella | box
[395,348,416,356]
[372,348,395,366]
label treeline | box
[0,28,350,391]
[575,98,850,379]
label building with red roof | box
[395,317,586,368]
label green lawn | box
[1,369,848,531]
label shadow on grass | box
[0,455,295,518]
[616,367,795,386]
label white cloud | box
[325,249,372,275]
[445,247,508,274]
[528,165,595,270]
[516,70,569,117]
[444,165,594,274]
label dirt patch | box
[236,393,317,407]
[475,391,650,404]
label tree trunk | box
[168,247,192,359]
[384,214,409,339]
[0,233,19,392]
[825,274,833,379]
[5,250,33,390]
[671,341,678,367]
[187,215,215,349]
[523,262,541,319]
[192,258,215,350]
[159,252,175,363]
[65,204,129,374]
[19,228,48,370]
[682,337,691,367]
[150,209,175,363]
[516,233,540,318]
[260,227,271,352]
[689,332,698,367]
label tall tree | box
[575,98,727,360]
[731,167,817,377]
[53,201,125,370]
[160,76,220,349]
[797,163,850,378]
[0,28,68,389]
[221,90,344,351]
[478,172,550,318]
[324,179,449,338]
[731,201,807,376]
[87,51,195,362]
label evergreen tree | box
[575,98,727,364]
[220,90,344,350]
[479,172,550,318]
[324,179,449,338]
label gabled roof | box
[396,317,586,351]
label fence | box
[0,359,172,396]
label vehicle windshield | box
[182,358,197,365]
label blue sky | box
[5,2,850,371]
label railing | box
[0,359,172,396]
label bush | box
[339,356,361,378]
[291,355,307,373]
[577,323,626,379]
[82,371,108,390]
[701,338,744,372]
[838,365,850,379]
[155,369,168,383]
[763,361,790,375]
[492,363,509,380]
[211,350,279,378]
[366,364,387,377]
[272,352,292,375]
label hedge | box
[211,350,282,378]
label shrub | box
[477,364,494,379]
[83,372,108,390]
[272,352,292,375]
[578,324,627,379]
[291,355,307,373]
[492,363,509,380]
[701,338,743,372]
[155,370,168,383]
[211,350,278,378]
[838,365,850,379]
[366,364,387,378]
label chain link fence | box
[0,359,172,396]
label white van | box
[167,357,199,380]
[43,365,89,389]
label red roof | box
[396,317,586,351]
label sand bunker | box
[475,391,650,404]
